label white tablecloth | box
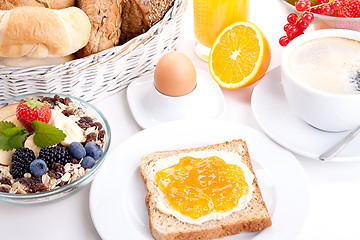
[1,0,360,239]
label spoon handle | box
[319,125,360,161]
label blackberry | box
[38,146,71,169]
[10,148,35,179]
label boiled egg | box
[154,52,197,97]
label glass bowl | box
[0,93,111,204]
[279,0,360,31]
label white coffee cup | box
[281,29,360,132]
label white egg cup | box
[127,68,226,129]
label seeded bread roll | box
[140,139,272,240]
[76,0,122,57]
[0,0,75,9]
[120,0,175,43]
[0,6,91,58]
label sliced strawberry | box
[16,98,52,132]
[338,0,360,17]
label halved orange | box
[209,21,271,89]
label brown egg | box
[154,52,197,97]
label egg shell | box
[154,52,197,97]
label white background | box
[1,0,360,239]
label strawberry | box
[16,98,52,132]
[338,0,360,17]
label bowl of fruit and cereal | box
[279,0,360,46]
[0,93,111,204]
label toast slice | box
[140,139,272,240]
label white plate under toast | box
[89,119,310,240]
[251,67,360,161]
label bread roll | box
[0,55,75,68]
[0,0,75,10]
[120,0,175,43]
[76,0,121,58]
[0,6,91,58]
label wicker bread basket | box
[0,0,188,103]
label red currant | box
[279,0,339,47]
[302,11,314,23]
[297,19,309,31]
[284,23,292,33]
[287,25,300,37]
[312,6,321,14]
[295,0,308,11]
[331,0,341,11]
[320,5,334,15]
[279,36,290,47]
[287,13,298,24]
[305,0,313,8]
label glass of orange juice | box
[193,0,250,61]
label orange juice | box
[193,0,249,60]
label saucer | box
[127,68,226,129]
[251,66,360,161]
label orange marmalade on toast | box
[153,150,255,224]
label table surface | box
[2,0,360,239]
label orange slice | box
[209,21,271,89]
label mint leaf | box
[32,120,66,147]
[0,125,29,151]
[0,121,16,131]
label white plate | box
[89,119,310,240]
[126,68,225,129]
[252,67,360,161]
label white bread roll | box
[0,6,91,58]
[0,0,75,10]
[0,55,75,68]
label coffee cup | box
[281,29,360,132]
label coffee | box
[288,37,360,95]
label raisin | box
[62,109,75,117]
[42,97,54,105]
[78,122,91,129]
[71,157,79,164]
[0,186,9,193]
[0,177,11,185]
[62,110,70,117]
[64,97,72,105]
[53,95,61,103]
[31,183,48,192]
[98,130,105,142]
[48,170,62,179]
[52,163,65,174]
[79,117,93,123]
[86,132,97,142]
[19,178,35,188]
[93,122,103,130]
[41,97,55,109]
[32,176,42,183]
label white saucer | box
[126,68,225,129]
[251,66,360,161]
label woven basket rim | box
[0,0,186,73]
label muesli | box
[0,95,106,194]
